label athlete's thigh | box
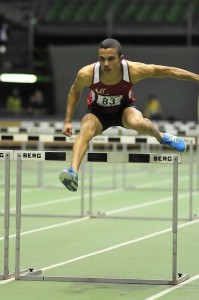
[80,112,103,136]
[122,107,144,129]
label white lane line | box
[6,188,123,212]
[0,187,42,197]
[0,217,89,241]
[1,168,137,210]
[145,274,199,300]
[106,191,198,215]
[1,173,191,212]
[0,172,118,197]
[41,218,199,272]
[0,278,15,285]
[1,189,198,241]
[1,219,199,286]
[133,175,188,189]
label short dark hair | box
[98,38,122,56]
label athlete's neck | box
[100,65,122,85]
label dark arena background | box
[0,0,199,121]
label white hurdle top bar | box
[13,151,182,164]
[0,150,13,160]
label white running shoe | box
[59,168,78,192]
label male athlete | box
[59,38,199,192]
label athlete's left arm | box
[129,61,199,84]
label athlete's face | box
[98,48,122,73]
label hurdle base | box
[88,212,196,222]
[16,273,189,285]
[15,269,42,280]
[0,269,33,280]
[191,214,199,221]
[1,212,85,219]
[0,274,15,280]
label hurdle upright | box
[14,150,189,285]
[0,150,13,280]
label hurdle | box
[0,150,13,280]
[0,134,198,221]
[12,150,85,219]
[88,136,198,221]
[1,133,197,192]
[14,151,188,285]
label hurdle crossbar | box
[14,151,188,285]
[13,150,182,163]
[0,133,197,147]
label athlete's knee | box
[81,114,102,136]
[138,118,156,134]
[143,117,153,127]
[78,121,98,141]
[129,117,152,133]
[82,123,96,135]
[131,117,148,130]
[123,107,144,127]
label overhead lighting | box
[0,73,37,83]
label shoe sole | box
[171,140,186,153]
[165,143,186,152]
[59,171,78,192]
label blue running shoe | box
[59,168,78,191]
[161,133,186,152]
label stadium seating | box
[119,0,140,23]
[0,0,197,26]
[59,2,78,23]
[151,1,169,23]
[0,0,198,36]
[88,0,108,23]
[166,0,187,24]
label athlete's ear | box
[120,55,124,61]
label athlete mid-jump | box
[59,38,199,192]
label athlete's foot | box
[161,133,186,152]
[59,168,78,191]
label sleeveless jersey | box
[87,59,135,113]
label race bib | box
[96,95,122,107]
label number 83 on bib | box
[97,95,122,107]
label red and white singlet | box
[87,59,135,113]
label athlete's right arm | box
[62,66,93,137]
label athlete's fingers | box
[62,124,73,137]
[67,127,72,137]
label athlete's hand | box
[62,122,73,137]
